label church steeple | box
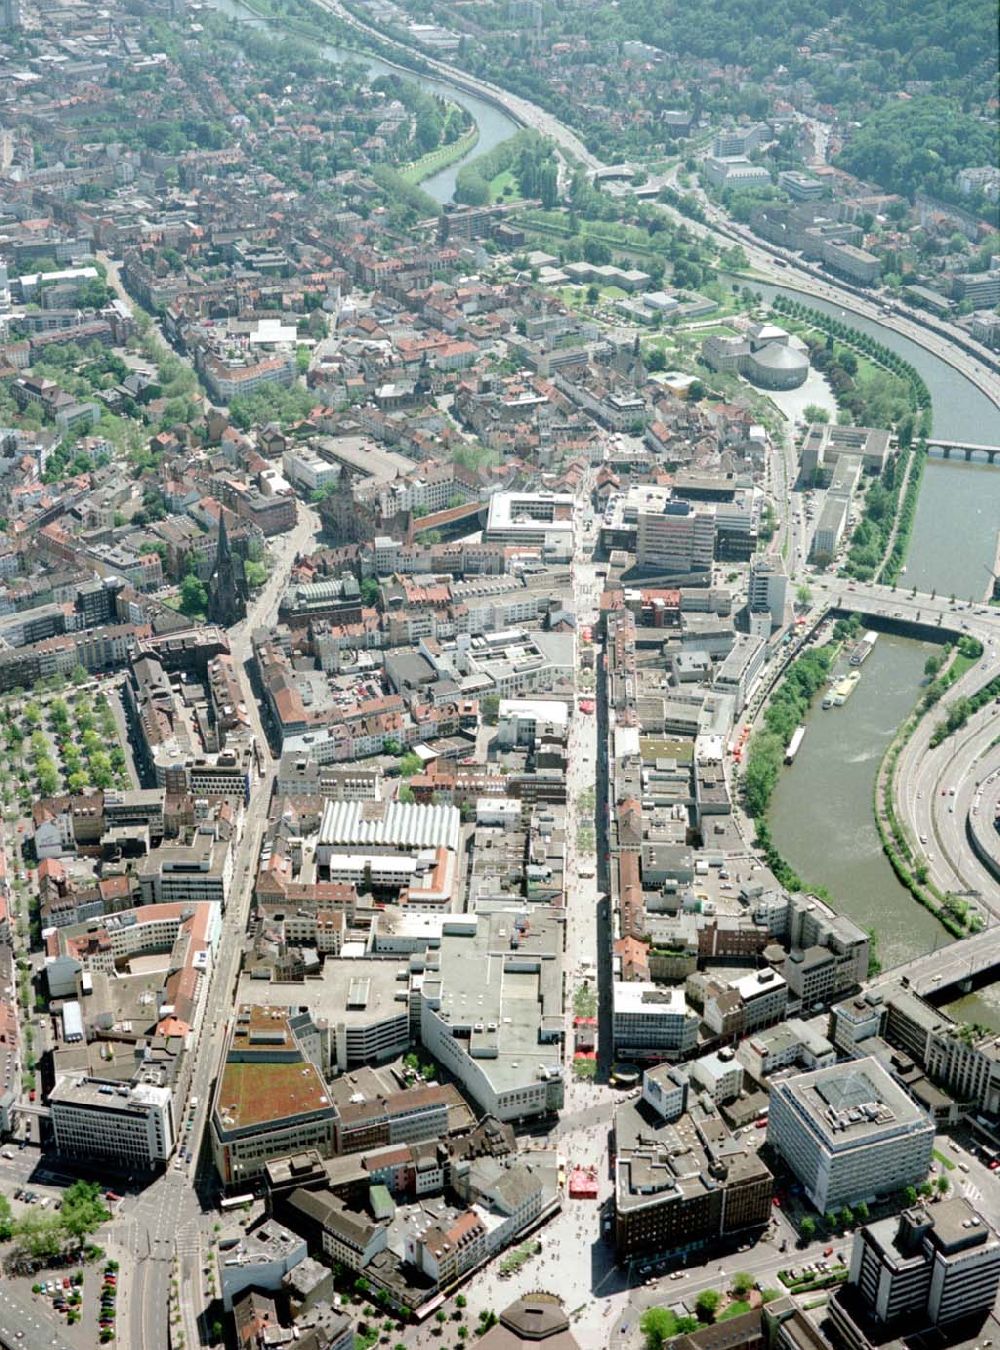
[206,511,247,627]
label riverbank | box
[400,124,479,185]
[875,643,987,940]
[768,634,950,967]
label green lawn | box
[933,1149,956,1171]
[489,168,516,201]
[720,1302,752,1322]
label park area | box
[0,686,132,815]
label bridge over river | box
[872,927,1000,999]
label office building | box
[282,447,340,494]
[613,1098,773,1264]
[766,1058,934,1213]
[211,1006,337,1187]
[483,492,575,552]
[641,1064,689,1121]
[495,698,569,749]
[612,982,700,1061]
[689,1050,742,1104]
[800,423,893,480]
[50,1078,175,1169]
[135,833,234,907]
[636,500,716,574]
[748,557,788,630]
[829,1200,1000,1349]
[219,1220,308,1312]
[810,494,849,563]
[713,635,767,715]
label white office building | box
[50,1078,175,1169]
[612,982,701,1061]
[766,1057,934,1214]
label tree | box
[244,560,267,589]
[800,1216,817,1242]
[825,1211,839,1231]
[803,403,829,424]
[796,583,812,608]
[61,1180,110,1243]
[360,578,381,606]
[855,1201,870,1222]
[455,1296,467,1309]
[179,574,208,617]
[398,752,423,778]
[642,1308,679,1350]
[936,1176,949,1193]
[732,1272,754,1298]
[695,1290,721,1323]
[14,1210,64,1260]
[904,1186,919,1206]
[840,1206,855,1229]
[480,694,500,725]
[0,1193,12,1241]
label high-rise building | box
[206,514,247,627]
[748,557,788,630]
[766,1058,934,1213]
[636,500,715,575]
[829,1200,1000,1349]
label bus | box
[220,1193,254,1212]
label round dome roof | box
[752,343,809,370]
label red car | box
[772,1197,781,1207]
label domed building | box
[701,320,810,391]
[746,340,809,389]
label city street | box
[110,503,323,1350]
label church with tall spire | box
[206,512,247,627]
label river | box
[757,283,1000,1024]
[206,0,517,203]
[197,8,997,1014]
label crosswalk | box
[175,1222,201,1259]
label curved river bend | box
[757,284,1000,1023]
[207,0,517,203]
